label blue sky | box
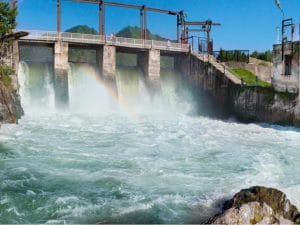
[13,0,300,51]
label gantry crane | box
[12,0,219,49]
[60,0,184,41]
[183,20,221,54]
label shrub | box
[0,64,13,87]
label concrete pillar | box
[148,49,160,90]
[54,41,69,108]
[101,45,117,96]
[138,49,161,92]
[102,45,116,81]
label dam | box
[16,31,191,108]
[1,0,300,224]
[3,30,298,223]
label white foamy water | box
[0,63,299,223]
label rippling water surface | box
[0,63,299,223]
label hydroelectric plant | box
[1,0,300,224]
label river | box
[0,62,299,223]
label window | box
[284,55,292,75]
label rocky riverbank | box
[233,86,299,126]
[0,32,26,124]
[0,79,23,123]
[207,186,300,225]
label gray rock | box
[208,186,300,225]
[0,80,23,124]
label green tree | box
[251,50,272,62]
[0,1,17,86]
[117,26,167,41]
[0,0,17,39]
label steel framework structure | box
[11,0,220,50]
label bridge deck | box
[18,30,189,52]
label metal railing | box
[19,30,189,52]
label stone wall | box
[180,53,300,126]
[225,57,272,82]
[0,40,23,124]
[0,81,23,123]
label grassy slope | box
[230,68,271,87]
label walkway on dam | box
[192,53,241,85]
[18,30,190,52]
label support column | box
[138,49,161,92]
[101,45,117,96]
[54,41,69,108]
[102,45,116,81]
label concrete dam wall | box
[16,40,300,126]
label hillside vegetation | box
[65,25,167,41]
[230,68,271,87]
[65,25,98,35]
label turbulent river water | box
[0,62,299,223]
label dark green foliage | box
[276,91,297,100]
[65,25,98,35]
[217,49,249,63]
[117,26,167,41]
[251,50,272,62]
[0,64,13,87]
[0,0,17,38]
[0,1,17,87]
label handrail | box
[18,30,189,52]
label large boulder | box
[208,186,300,225]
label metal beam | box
[144,6,148,40]
[99,0,105,35]
[146,7,178,15]
[57,0,61,34]
[184,21,221,26]
[140,9,143,39]
[62,0,183,42]
[185,29,206,32]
